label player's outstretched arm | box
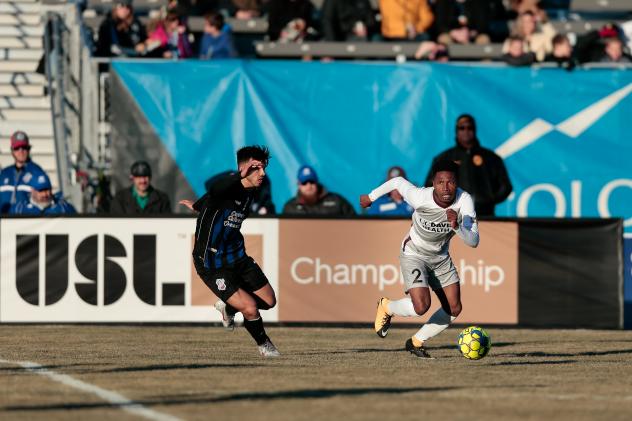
[368,176,423,208]
[179,199,197,212]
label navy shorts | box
[194,256,269,303]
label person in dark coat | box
[321,0,376,41]
[424,114,512,216]
[110,161,171,215]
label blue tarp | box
[112,60,631,233]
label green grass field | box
[1,325,632,420]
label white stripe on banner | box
[0,359,183,421]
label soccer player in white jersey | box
[359,159,479,358]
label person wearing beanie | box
[110,160,172,214]
[424,114,512,216]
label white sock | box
[413,308,456,342]
[388,297,418,317]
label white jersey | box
[368,177,479,256]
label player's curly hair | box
[431,159,459,180]
[237,145,270,166]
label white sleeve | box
[455,193,479,248]
[368,177,425,209]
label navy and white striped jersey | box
[192,172,254,269]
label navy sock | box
[225,303,237,316]
[243,317,269,345]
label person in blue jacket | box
[367,166,414,216]
[198,12,237,59]
[0,131,50,213]
[9,172,76,215]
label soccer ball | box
[458,326,491,360]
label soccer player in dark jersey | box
[180,146,280,357]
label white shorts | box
[399,251,460,292]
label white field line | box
[0,359,184,421]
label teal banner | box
[112,60,632,233]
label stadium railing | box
[253,41,504,60]
[569,0,632,13]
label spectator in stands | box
[94,0,147,57]
[504,10,555,62]
[573,23,626,64]
[231,0,265,20]
[433,0,496,45]
[321,0,376,42]
[501,34,535,66]
[199,12,237,59]
[600,37,632,64]
[0,131,50,214]
[424,114,512,216]
[379,0,434,41]
[145,6,194,58]
[366,166,414,216]
[283,165,355,216]
[205,170,276,215]
[9,173,76,215]
[267,0,316,42]
[110,161,172,214]
[414,40,449,61]
[507,0,540,17]
[544,34,577,70]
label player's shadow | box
[498,348,632,358]
[302,341,515,356]
[3,386,461,411]
[95,363,264,373]
[489,359,577,366]
[298,347,404,355]
[209,386,459,402]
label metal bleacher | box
[253,41,505,60]
[0,0,58,189]
[569,0,632,13]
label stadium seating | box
[0,0,57,186]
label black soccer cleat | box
[405,338,434,359]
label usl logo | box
[15,234,185,306]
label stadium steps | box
[0,0,58,190]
